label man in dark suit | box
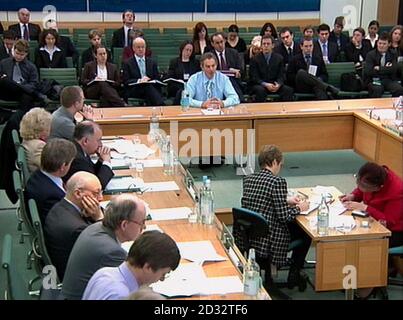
[122,37,165,106]
[111,9,136,50]
[46,20,79,67]
[249,35,294,102]
[62,194,147,300]
[25,138,77,223]
[287,37,339,100]
[0,30,17,62]
[364,33,403,98]
[274,27,302,69]
[45,171,104,280]
[345,27,372,73]
[63,121,114,189]
[329,16,349,53]
[210,32,245,102]
[8,8,41,41]
[0,39,41,110]
[314,24,339,63]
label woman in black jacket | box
[165,40,200,105]
[35,29,67,69]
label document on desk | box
[329,202,348,216]
[151,262,208,297]
[102,139,134,154]
[176,241,227,263]
[104,176,144,193]
[311,185,337,196]
[110,158,130,170]
[143,181,180,192]
[201,108,222,116]
[202,276,244,295]
[329,215,356,230]
[111,144,156,160]
[149,207,192,221]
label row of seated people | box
[2,31,403,112]
[9,102,403,299]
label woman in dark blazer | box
[192,22,212,56]
[81,29,112,67]
[35,29,67,69]
[165,40,200,104]
[81,45,125,107]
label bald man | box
[44,171,104,280]
[8,8,41,41]
[122,37,165,106]
[62,194,146,300]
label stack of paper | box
[110,158,129,170]
[110,144,155,160]
[367,108,396,120]
[151,263,243,297]
[329,215,356,231]
[329,202,348,216]
[176,241,227,264]
[149,207,192,221]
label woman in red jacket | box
[340,162,403,298]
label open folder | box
[128,80,167,86]
[86,79,116,86]
[104,176,144,195]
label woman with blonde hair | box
[19,107,52,173]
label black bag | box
[340,72,363,92]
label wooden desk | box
[104,135,268,300]
[296,187,391,292]
[94,98,402,176]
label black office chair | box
[232,207,308,299]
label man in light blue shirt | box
[186,52,240,108]
[82,231,180,300]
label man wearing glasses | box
[62,194,147,300]
[44,171,104,281]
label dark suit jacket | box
[249,52,286,86]
[345,39,373,64]
[329,31,349,52]
[59,36,79,66]
[81,47,112,67]
[8,23,41,41]
[61,222,127,300]
[364,49,398,84]
[111,27,126,49]
[81,61,121,87]
[273,42,302,66]
[210,48,243,74]
[44,199,93,280]
[165,57,200,97]
[0,57,39,94]
[63,141,114,190]
[122,46,152,63]
[122,56,160,86]
[25,170,66,223]
[0,22,3,35]
[286,53,328,87]
[34,48,67,69]
[313,40,339,63]
[0,41,12,62]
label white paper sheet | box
[151,263,208,297]
[105,176,144,191]
[176,241,227,264]
[138,159,163,168]
[329,215,356,231]
[110,158,129,169]
[308,65,318,76]
[110,143,155,160]
[329,202,348,216]
[149,207,192,221]
[202,276,244,295]
[143,181,180,192]
[201,108,222,116]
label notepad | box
[143,181,180,192]
[176,241,227,264]
[149,207,192,221]
[329,215,356,230]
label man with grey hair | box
[8,8,41,41]
[62,194,146,300]
[63,120,114,189]
[44,171,103,280]
[49,86,93,140]
[25,138,77,223]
